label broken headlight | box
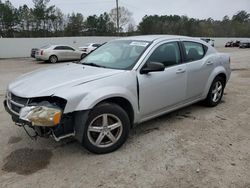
[19,97,67,127]
[20,106,62,127]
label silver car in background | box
[35,45,86,63]
[4,35,231,154]
[79,43,102,54]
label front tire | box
[204,76,225,107]
[81,103,130,154]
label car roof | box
[115,35,191,42]
[48,45,75,48]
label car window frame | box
[181,41,208,63]
[138,40,184,73]
[63,46,75,51]
[54,46,64,50]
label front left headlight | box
[19,106,62,127]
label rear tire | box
[203,76,225,107]
[81,103,130,154]
[49,55,58,63]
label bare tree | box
[109,6,132,32]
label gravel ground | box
[0,47,250,188]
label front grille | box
[10,103,22,113]
[7,92,29,115]
[11,93,28,105]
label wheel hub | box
[212,81,223,103]
[87,114,123,148]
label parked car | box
[4,35,231,154]
[225,41,233,47]
[201,38,215,47]
[225,40,241,47]
[35,45,86,63]
[239,41,250,48]
[30,48,39,58]
[233,40,241,47]
[79,43,101,55]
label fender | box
[202,65,227,98]
[74,86,138,120]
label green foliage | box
[84,13,116,36]
[65,13,85,36]
[0,0,249,38]
[0,0,18,37]
[138,12,250,37]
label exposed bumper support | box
[3,100,76,141]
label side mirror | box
[140,62,165,74]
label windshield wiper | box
[83,62,107,68]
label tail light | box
[41,50,44,55]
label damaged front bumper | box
[3,100,75,141]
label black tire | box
[203,76,225,107]
[81,103,130,154]
[81,53,87,59]
[49,55,58,63]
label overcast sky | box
[8,0,250,24]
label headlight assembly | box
[19,106,62,127]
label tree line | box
[138,11,250,37]
[0,0,249,38]
[0,0,132,37]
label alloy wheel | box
[87,114,123,148]
[211,81,223,103]
[50,56,57,63]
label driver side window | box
[147,42,181,67]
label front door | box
[137,41,187,119]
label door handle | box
[206,61,214,65]
[176,69,186,74]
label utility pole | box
[116,0,119,34]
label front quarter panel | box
[75,86,138,112]
[57,71,139,122]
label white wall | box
[0,36,117,58]
[0,36,250,58]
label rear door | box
[64,46,79,60]
[64,46,80,60]
[53,46,68,60]
[181,41,215,100]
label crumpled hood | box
[8,63,123,98]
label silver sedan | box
[35,45,86,63]
[5,35,231,154]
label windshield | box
[81,40,150,70]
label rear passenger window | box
[63,46,75,51]
[183,42,207,62]
[147,42,181,67]
[54,46,64,50]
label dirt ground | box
[0,47,250,188]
